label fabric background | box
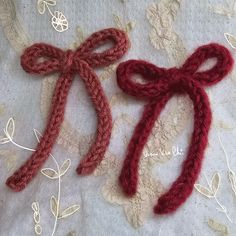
[0,0,236,235]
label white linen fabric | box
[0,0,236,235]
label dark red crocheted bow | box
[116,43,233,215]
[7,28,129,192]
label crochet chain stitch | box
[116,43,233,215]
[6,28,129,192]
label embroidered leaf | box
[51,11,68,32]
[224,33,236,49]
[113,14,123,29]
[50,196,58,217]
[69,26,85,49]
[76,26,85,41]
[0,137,10,144]
[44,0,56,6]
[41,168,59,179]
[5,117,15,139]
[228,170,236,194]
[37,0,56,14]
[194,184,214,198]
[37,0,46,14]
[31,202,40,212]
[33,211,40,224]
[211,172,220,195]
[59,159,71,177]
[58,205,80,219]
[125,22,135,33]
[34,129,42,143]
[35,224,42,235]
[31,201,42,234]
[207,219,229,235]
[112,14,135,33]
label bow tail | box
[119,93,172,197]
[75,62,112,175]
[6,74,73,192]
[154,84,212,214]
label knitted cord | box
[116,43,233,215]
[7,28,129,192]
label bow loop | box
[21,43,64,75]
[181,43,234,86]
[76,28,130,68]
[117,60,169,99]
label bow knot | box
[61,49,75,74]
[165,68,193,93]
[166,67,179,77]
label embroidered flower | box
[51,11,68,32]
[37,0,68,33]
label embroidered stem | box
[2,124,61,235]
[218,133,233,172]
[0,117,80,235]
[4,129,35,152]
[218,133,236,199]
[12,137,60,235]
[204,173,232,223]
[9,137,61,235]
[50,154,61,236]
[46,3,54,17]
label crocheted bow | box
[7,28,129,192]
[116,43,233,215]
